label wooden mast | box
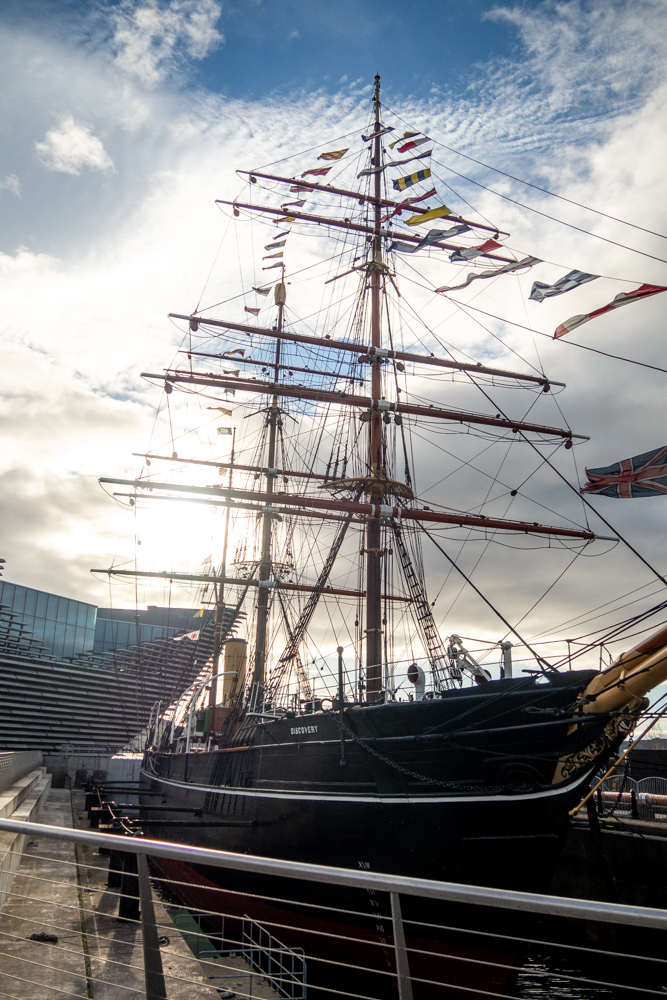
[210,427,235,715]
[366,74,384,701]
[251,271,285,697]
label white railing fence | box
[0,808,666,999]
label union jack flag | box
[581,445,667,497]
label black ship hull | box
[140,672,630,997]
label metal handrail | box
[1,814,667,929]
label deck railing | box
[1,811,666,999]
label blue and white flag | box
[437,256,541,293]
[357,164,386,179]
[529,270,598,302]
[389,225,471,254]
[264,240,287,250]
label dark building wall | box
[0,583,242,751]
[621,738,667,780]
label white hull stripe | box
[140,766,590,806]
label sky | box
[2,0,667,707]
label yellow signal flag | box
[275,216,295,224]
[263,252,284,259]
[405,205,451,227]
[207,406,233,416]
[317,148,349,161]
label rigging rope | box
[421,129,667,242]
[381,102,667,262]
[445,298,667,378]
[415,519,557,674]
[266,503,360,702]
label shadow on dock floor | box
[0,788,281,999]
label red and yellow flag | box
[317,148,349,161]
[301,166,332,178]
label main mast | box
[365,74,384,701]
[251,275,286,697]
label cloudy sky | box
[2,0,667,699]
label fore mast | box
[365,73,384,701]
[251,77,387,705]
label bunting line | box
[554,284,667,338]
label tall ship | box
[97,77,667,995]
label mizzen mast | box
[365,73,384,701]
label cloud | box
[111,0,223,86]
[486,0,667,107]
[2,0,667,694]
[387,0,667,176]
[0,175,20,196]
[287,30,300,42]
[35,115,114,175]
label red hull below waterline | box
[152,856,516,1000]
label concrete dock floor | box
[0,789,280,999]
[0,789,88,998]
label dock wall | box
[0,759,52,911]
[551,816,667,909]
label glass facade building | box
[0,580,208,661]
[93,607,204,655]
[0,581,97,660]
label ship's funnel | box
[581,622,667,713]
[222,638,247,705]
